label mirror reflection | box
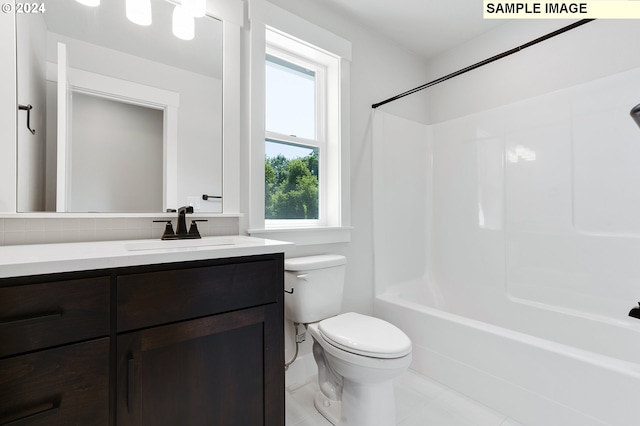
[16,0,223,213]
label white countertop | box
[0,236,294,278]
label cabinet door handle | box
[1,402,60,426]
[127,357,135,413]
[0,312,62,328]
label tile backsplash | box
[0,216,239,246]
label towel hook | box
[18,104,36,135]
[202,194,222,201]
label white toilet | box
[284,255,412,426]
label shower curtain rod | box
[371,19,595,109]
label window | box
[265,51,324,222]
[265,139,319,219]
[249,14,351,244]
[264,28,340,228]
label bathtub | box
[374,281,640,426]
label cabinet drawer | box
[0,338,109,425]
[117,258,280,332]
[0,276,110,357]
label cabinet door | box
[0,338,109,425]
[116,304,284,426]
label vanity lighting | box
[126,0,152,26]
[183,0,206,18]
[75,0,100,6]
[79,0,201,41]
[172,4,195,40]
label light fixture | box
[172,4,195,40]
[126,0,152,26]
[182,0,206,18]
[75,0,100,6]
[78,0,201,41]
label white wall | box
[16,13,47,212]
[69,93,164,212]
[426,20,640,123]
[0,8,17,212]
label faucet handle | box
[153,220,176,240]
[188,220,207,239]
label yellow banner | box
[483,1,640,18]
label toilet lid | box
[318,312,412,359]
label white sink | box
[125,237,237,251]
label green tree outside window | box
[265,150,319,219]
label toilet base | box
[314,391,341,425]
[314,380,397,426]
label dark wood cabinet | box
[116,305,282,425]
[0,276,110,358]
[116,259,280,333]
[0,338,110,425]
[115,255,285,426]
[0,274,111,425]
[0,253,285,426]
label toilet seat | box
[318,312,412,359]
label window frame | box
[264,31,334,229]
[247,5,352,246]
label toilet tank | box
[284,255,346,324]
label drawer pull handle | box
[0,312,62,328]
[128,357,135,413]
[2,402,60,426]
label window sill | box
[247,226,352,246]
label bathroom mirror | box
[15,0,223,213]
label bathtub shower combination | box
[371,63,640,425]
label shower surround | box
[372,65,640,425]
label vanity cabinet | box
[115,255,285,426]
[0,275,110,425]
[0,252,285,426]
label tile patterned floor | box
[286,370,526,426]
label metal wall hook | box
[284,288,294,294]
[18,104,36,135]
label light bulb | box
[126,0,152,26]
[75,0,100,6]
[183,0,206,18]
[172,5,194,40]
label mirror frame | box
[0,0,243,216]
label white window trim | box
[248,3,352,246]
